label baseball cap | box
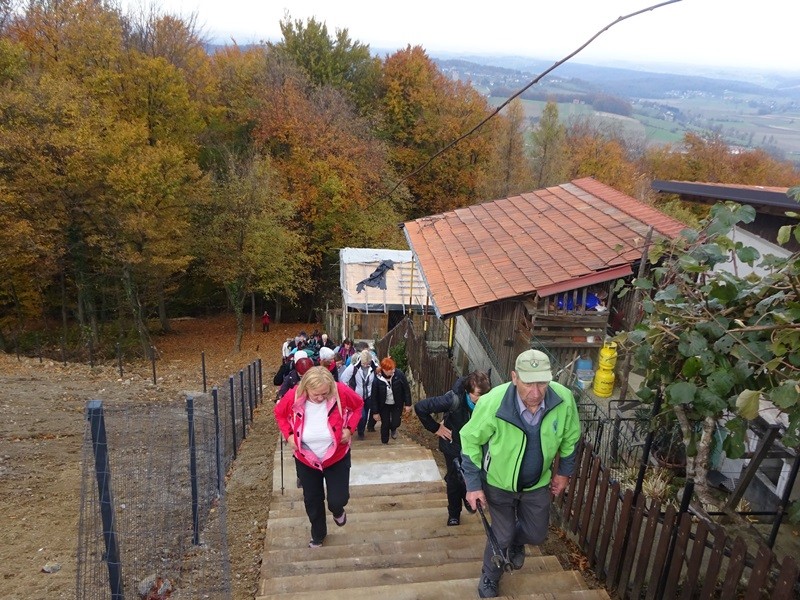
[514,350,553,383]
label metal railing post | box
[186,397,200,545]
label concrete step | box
[256,569,596,600]
[269,479,447,504]
[268,493,449,518]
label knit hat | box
[319,347,335,361]
[514,350,553,383]
[293,350,308,362]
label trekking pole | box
[476,503,514,573]
[280,437,285,495]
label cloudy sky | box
[127,0,795,73]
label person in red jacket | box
[274,366,363,548]
[261,310,271,332]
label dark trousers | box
[378,402,404,443]
[357,404,370,436]
[295,452,351,543]
[482,484,550,581]
[444,452,467,518]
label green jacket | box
[459,380,581,493]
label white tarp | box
[340,247,428,312]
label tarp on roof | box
[340,248,428,312]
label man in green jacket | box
[460,349,581,598]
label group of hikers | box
[273,330,581,599]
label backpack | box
[273,361,292,386]
[348,362,375,398]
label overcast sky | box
[129,0,795,74]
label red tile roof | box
[403,177,686,318]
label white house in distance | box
[337,247,428,342]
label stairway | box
[258,434,609,600]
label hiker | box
[277,354,314,399]
[261,310,271,332]
[318,346,339,382]
[370,357,412,444]
[340,349,377,440]
[414,371,491,526]
[460,349,581,598]
[274,366,363,549]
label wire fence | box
[76,359,263,600]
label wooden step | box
[256,570,593,600]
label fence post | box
[150,346,157,385]
[257,358,263,403]
[186,396,200,545]
[634,392,662,502]
[212,387,222,495]
[116,343,123,378]
[239,370,246,440]
[656,477,694,598]
[88,338,94,368]
[201,351,207,394]
[229,376,237,460]
[247,363,254,422]
[86,400,124,600]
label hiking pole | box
[476,503,514,573]
[280,437,285,495]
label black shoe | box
[477,574,499,598]
[464,497,476,514]
[357,432,365,440]
[447,516,460,526]
[333,510,347,527]
[509,544,525,570]
[391,429,397,439]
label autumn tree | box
[380,45,497,218]
[529,100,568,188]
[193,151,307,352]
[251,51,406,294]
[272,14,382,116]
[477,98,534,200]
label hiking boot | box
[509,544,525,570]
[477,574,499,598]
[391,429,398,439]
[333,510,347,527]
[447,516,460,526]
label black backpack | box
[273,361,292,386]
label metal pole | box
[247,364,254,422]
[229,376,237,460]
[239,370,246,440]
[280,437,285,495]
[212,387,222,495]
[768,451,800,548]
[86,401,124,600]
[634,392,662,502]
[201,351,207,394]
[186,397,200,545]
[150,346,157,385]
[257,358,263,403]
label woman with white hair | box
[340,349,377,440]
[274,366,363,548]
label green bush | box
[389,341,408,373]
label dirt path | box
[0,315,293,600]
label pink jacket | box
[274,382,364,470]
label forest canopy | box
[1,1,798,357]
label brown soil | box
[0,314,601,599]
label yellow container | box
[598,341,618,371]
[593,368,615,398]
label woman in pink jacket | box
[274,366,364,548]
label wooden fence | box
[555,438,800,599]
[376,317,459,399]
